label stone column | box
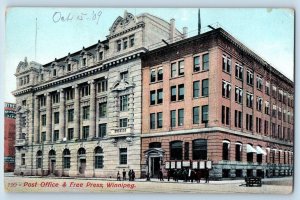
[34,96,40,144]
[46,93,52,142]
[73,85,80,140]
[89,80,96,139]
[59,89,65,141]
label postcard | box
[4,7,294,194]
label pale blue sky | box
[5,8,294,102]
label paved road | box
[4,176,293,194]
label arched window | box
[157,68,163,81]
[246,144,256,162]
[149,142,161,148]
[235,142,242,161]
[78,148,86,156]
[49,149,56,158]
[36,151,42,168]
[94,147,104,169]
[170,141,182,160]
[63,149,71,169]
[222,140,230,160]
[192,139,207,160]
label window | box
[21,154,25,165]
[67,128,74,140]
[120,71,128,81]
[67,63,72,71]
[171,86,177,101]
[256,76,263,90]
[278,90,283,102]
[256,117,262,133]
[22,100,26,106]
[53,69,57,77]
[264,121,269,135]
[81,85,90,97]
[222,106,230,125]
[150,90,156,105]
[278,108,282,120]
[41,114,46,126]
[157,89,163,104]
[82,58,87,67]
[119,118,128,128]
[202,105,209,123]
[157,112,163,128]
[222,141,230,160]
[193,107,199,124]
[265,101,270,115]
[278,125,282,138]
[246,93,253,108]
[157,68,163,81]
[202,53,209,70]
[52,93,60,104]
[272,105,277,118]
[150,69,156,82]
[247,145,254,162]
[272,123,276,137]
[256,97,262,112]
[171,62,177,78]
[234,110,242,128]
[222,55,231,73]
[178,84,184,100]
[53,130,59,141]
[66,89,74,100]
[120,95,128,111]
[235,143,242,161]
[178,60,184,76]
[63,149,71,168]
[235,87,243,104]
[265,82,270,95]
[129,35,135,47]
[95,147,104,169]
[150,113,155,129]
[184,142,189,160]
[192,139,207,160]
[54,112,59,124]
[40,96,46,107]
[235,64,243,80]
[193,81,200,98]
[41,132,46,142]
[82,126,89,140]
[170,141,183,160]
[178,109,184,126]
[82,106,90,120]
[222,81,231,98]
[123,38,128,49]
[36,151,42,168]
[193,56,200,72]
[67,109,74,122]
[98,124,107,138]
[246,70,254,85]
[99,51,103,61]
[119,148,127,165]
[97,79,107,93]
[272,86,277,98]
[99,102,107,117]
[202,79,209,97]
[21,116,26,127]
[170,110,176,128]
[117,40,121,51]
[246,114,253,131]
[149,142,161,148]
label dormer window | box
[67,63,72,71]
[123,38,128,49]
[82,58,87,67]
[41,74,44,81]
[117,40,121,52]
[129,35,134,47]
[53,69,57,77]
[99,51,103,61]
[120,71,128,81]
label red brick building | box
[141,28,294,180]
[4,102,16,172]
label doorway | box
[79,159,86,174]
[150,157,160,178]
[50,159,56,174]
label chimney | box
[183,27,188,39]
[169,18,175,43]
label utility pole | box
[198,9,201,35]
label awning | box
[247,144,257,153]
[256,146,267,155]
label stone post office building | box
[13,11,185,178]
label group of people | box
[164,168,210,183]
[117,169,136,181]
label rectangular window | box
[157,89,163,104]
[129,35,135,47]
[234,110,242,128]
[21,154,25,165]
[41,114,46,126]
[221,106,230,125]
[82,58,87,66]
[98,123,107,138]
[117,40,121,51]
[82,126,89,139]
[97,79,108,93]
[272,105,277,118]
[235,144,242,161]
[123,38,128,49]
[193,106,199,124]
[52,93,60,104]
[264,121,269,135]
[256,97,262,112]
[68,109,74,122]
[246,114,253,131]
[178,60,184,76]
[67,128,74,140]
[247,70,254,85]
[202,53,209,70]
[150,90,156,105]
[120,95,128,111]
[222,142,229,160]
[265,82,270,95]
[265,102,270,115]
[40,96,46,107]
[256,117,262,133]
[82,106,90,120]
[41,132,46,142]
[256,76,263,90]
[246,93,253,108]
[184,142,189,160]
[120,71,128,81]
[157,112,163,128]
[150,69,156,83]
[119,148,127,165]
[235,87,243,104]
[157,68,163,81]
[99,102,107,117]
[81,85,90,97]
[53,130,59,141]
[178,109,184,126]
[54,112,59,124]
[171,62,177,78]
[193,81,200,98]
[171,86,177,101]
[178,84,184,100]
[150,113,155,129]
[99,51,103,61]
[170,110,176,128]
[66,89,74,100]
[202,105,209,123]
[222,55,231,73]
[235,64,243,80]
[202,79,209,97]
[193,56,200,72]
[119,118,128,128]
[222,81,231,98]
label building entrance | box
[79,159,86,174]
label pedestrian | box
[190,170,194,183]
[183,168,188,182]
[132,170,135,181]
[173,169,177,182]
[196,170,201,183]
[167,170,171,181]
[128,169,132,181]
[159,169,164,181]
[205,169,210,183]
[122,169,126,181]
[117,171,121,181]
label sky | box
[5,8,294,103]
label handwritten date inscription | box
[53,10,102,24]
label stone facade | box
[13,11,185,178]
[141,28,294,180]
